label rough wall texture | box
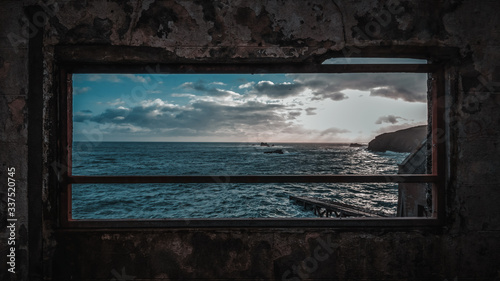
[1,1,30,281]
[1,0,500,280]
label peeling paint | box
[8,98,25,127]
[0,57,10,79]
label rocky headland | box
[367,125,427,153]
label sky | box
[72,58,428,143]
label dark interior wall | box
[1,0,500,280]
[1,1,30,281]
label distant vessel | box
[349,143,364,147]
[260,142,270,147]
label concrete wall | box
[397,141,430,217]
[1,0,500,280]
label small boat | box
[260,142,270,147]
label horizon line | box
[72,140,369,144]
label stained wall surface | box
[1,0,500,280]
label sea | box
[71,142,409,219]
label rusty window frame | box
[57,62,445,229]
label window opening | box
[58,58,445,227]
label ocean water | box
[71,142,409,219]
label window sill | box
[61,217,442,229]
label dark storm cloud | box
[305,107,317,115]
[246,73,425,102]
[375,115,405,124]
[180,80,237,97]
[311,92,348,101]
[73,110,93,122]
[250,81,309,98]
[288,111,302,119]
[187,101,286,128]
[369,86,424,102]
[80,100,305,137]
[90,107,133,124]
[247,80,349,101]
[289,73,427,102]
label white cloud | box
[210,82,226,86]
[140,98,176,108]
[108,99,125,106]
[238,82,255,89]
[106,75,122,83]
[86,74,122,83]
[87,74,101,81]
[181,80,242,98]
[123,74,149,83]
[170,94,196,99]
[74,86,91,95]
[171,93,196,98]
[115,124,152,133]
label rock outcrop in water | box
[264,149,284,154]
[349,143,364,147]
[368,125,427,153]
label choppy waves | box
[72,142,409,219]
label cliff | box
[367,125,427,153]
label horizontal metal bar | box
[63,63,437,74]
[61,217,441,229]
[68,174,438,184]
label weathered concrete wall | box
[1,0,500,280]
[1,1,32,280]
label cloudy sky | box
[73,59,428,143]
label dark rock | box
[264,149,284,154]
[368,125,427,153]
[349,143,364,147]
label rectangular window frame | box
[57,61,446,229]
